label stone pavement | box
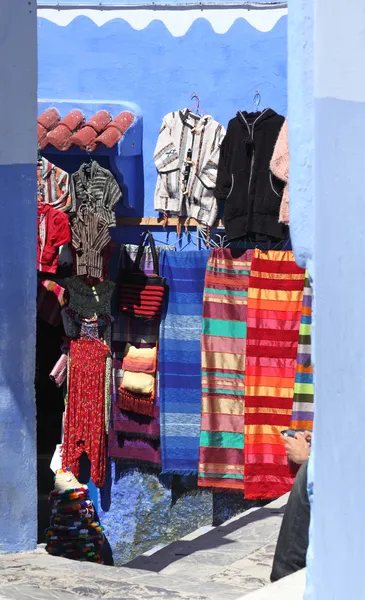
[0,495,291,600]
[244,569,306,599]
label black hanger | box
[84,147,94,166]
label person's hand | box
[303,431,312,445]
[281,432,310,465]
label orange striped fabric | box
[244,249,305,500]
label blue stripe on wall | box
[0,163,37,552]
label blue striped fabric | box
[159,250,210,474]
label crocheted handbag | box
[118,231,165,320]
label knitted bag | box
[118,231,165,320]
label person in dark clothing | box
[271,431,312,582]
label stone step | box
[237,569,306,600]
[0,494,289,599]
[123,494,288,598]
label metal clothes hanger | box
[145,230,181,250]
[152,228,202,251]
[252,89,261,111]
[179,228,202,251]
[190,92,204,117]
[214,233,228,248]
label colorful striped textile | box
[159,249,210,475]
[109,316,161,445]
[198,248,254,490]
[119,278,165,319]
[109,349,161,467]
[118,343,157,417]
[122,344,157,374]
[290,272,314,431]
[244,249,305,500]
[109,244,173,467]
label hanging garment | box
[62,338,109,488]
[64,277,115,343]
[159,249,210,475]
[37,279,66,326]
[216,109,288,241]
[37,157,71,212]
[64,277,115,430]
[290,273,314,431]
[270,118,289,225]
[198,248,254,490]
[109,244,172,467]
[71,204,111,279]
[70,161,121,227]
[58,243,73,269]
[37,203,72,273]
[154,109,225,226]
[65,309,113,342]
[244,249,305,500]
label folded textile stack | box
[45,468,104,563]
[118,343,157,416]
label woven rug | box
[159,249,210,475]
[244,249,305,500]
[198,248,253,490]
[290,272,314,431]
[108,244,173,467]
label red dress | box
[62,338,109,488]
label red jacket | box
[37,203,71,273]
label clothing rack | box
[115,217,291,249]
[228,240,292,250]
[116,217,224,228]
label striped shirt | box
[71,204,111,279]
[37,157,71,212]
[70,161,122,227]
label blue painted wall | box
[289,1,365,599]
[0,0,38,553]
[287,1,314,596]
[38,12,287,220]
[313,4,365,598]
[37,7,287,564]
